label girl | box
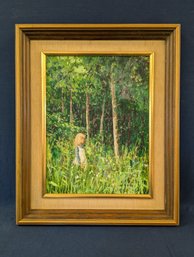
[73,133,87,166]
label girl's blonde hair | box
[74,133,86,147]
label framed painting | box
[16,24,180,225]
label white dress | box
[73,146,87,165]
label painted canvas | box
[46,55,150,195]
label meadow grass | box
[46,138,149,195]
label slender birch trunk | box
[70,88,73,124]
[128,114,131,146]
[61,88,64,113]
[86,92,90,140]
[110,69,119,158]
[100,97,105,139]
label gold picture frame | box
[16,24,180,225]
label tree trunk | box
[128,113,131,146]
[110,70,119,158]
[70,88,73,124]
[61,88,64,113]
[100,97,105,140]
[86,93,90,140]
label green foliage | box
[47,112,86,142]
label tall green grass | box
[46,138,149,194]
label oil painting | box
[46,55,150,195]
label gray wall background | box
[0,0,194,256]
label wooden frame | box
[16,24,180,225]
